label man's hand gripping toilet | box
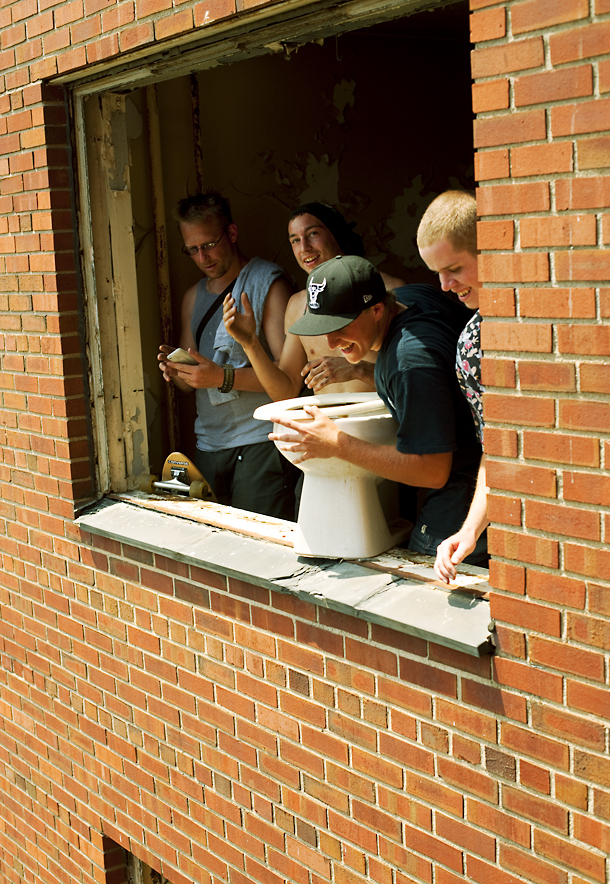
[269,405,343,465]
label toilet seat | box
[254,392,389,423]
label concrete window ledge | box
[76,497,494,658]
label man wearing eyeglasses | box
[158,190,296,519]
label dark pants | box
[193,440,298,521]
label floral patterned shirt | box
[456,311,484,446]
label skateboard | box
[138,452,216,501]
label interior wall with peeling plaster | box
[126,1,474,470]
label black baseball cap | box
[288,255,386,336]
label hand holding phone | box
[167,348,198,365]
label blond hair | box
[417,190,478,255]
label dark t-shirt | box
[375,284,482,549]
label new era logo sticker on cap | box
[308,278,326,309]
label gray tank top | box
[190,277,274,452]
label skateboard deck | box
[138,452,216,501]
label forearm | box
[460,458,489,539]
[335,432,451,488]
[243,337,302,400]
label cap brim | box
[288,311,360,336]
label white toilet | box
[254,393,411,559]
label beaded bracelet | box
[218,364,235,394]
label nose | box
[439,271,454,291]
[326,331,340,350]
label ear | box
[227,222,238,243]
[371,301,385,321]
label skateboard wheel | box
[189,479,210,500]
[138,473,158,493]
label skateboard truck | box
[138,452,216,501]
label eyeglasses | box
[182,229,226,257]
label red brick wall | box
[1,0,610,882]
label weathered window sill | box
[76,494,494,657]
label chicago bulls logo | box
[308,278,326,309]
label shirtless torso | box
[222,208,406,401]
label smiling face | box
[288,213,343,274]
[419,237,480,310]
[324,303,385,363]
[180,216,239,282]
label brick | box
[487,494,521,527]
[567,679,610,720]
[534,829,606,881]
[479,288,516,316]
[503,785,568,832]
[519,223,597,258]
[581,363,610,393]
[577,136,610,170]
[488,560,526,594]
[120,22,154,51]
[470,6,506,41]
[438,756,499,803]
[489,592,561,634]
[480,357,516,387]
[436,699,497,741]
[466,857,526,884]
[472,81,510,114]
[530,636,604,681]
[573,813,610,855]
[155,8,194,39]
[478,181,549,216]
[557,176,610,210]
[474,110,547,148]
[552,97,610,137]
[484,393,555,426]
[512,0,589,33]
[559,400,610,434]
[500,842,568,884]
[550,20,610,65]
[523,431,599,467]
[589,581,610,617]
[475,148,510,181]
[477,220,514,250]
[493,656,563,703]
[520,287,596,319]
[511,142,574,177]
[564,543,610,580]
[555,773,587,810]
[518,361,575,392]
[437,812,496,861]
[487,460,556,497]
[603,214,610,243]
[564,471,610,505]
[482,321,552,352]
[193,0,235,26]
[558,324,610,356]
[471,37,544,78]
[556,249,610,282]
[527,570,586,610]
[480,252,550,282]
[520,760,550,794]
[532,703,605,768]
[467,797,530,847]
[516,65,592,108]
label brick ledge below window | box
[76,495,493,657]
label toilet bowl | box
[254,393,411,559]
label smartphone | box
[167,348,198,365]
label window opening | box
[74,0,474,499]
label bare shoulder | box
[182,283,198,319]
[286,289,307,324]
[380,271,406,290]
